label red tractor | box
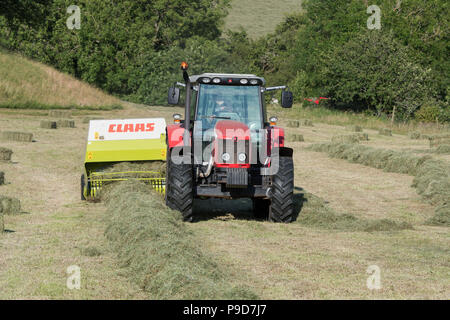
[166,62,295,223]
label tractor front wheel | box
[165,148,194,222]
[269,156,295,223]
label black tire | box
[165,148,194,222]
[81,174,86,201]
[252,198,270,220]
[269,156,295,223]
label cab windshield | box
[196,84,262,131]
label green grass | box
[0,49,123,109]
[103,181,258,299]
[294,190,413,232]
[225,0,303,38]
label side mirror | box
[168,87,180,105]
[281,90,293,108]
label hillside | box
[225,0,303,38]
[0,49,122,109]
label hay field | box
[225,0,303,38]
[0,102,449,299]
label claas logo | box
[108,123,155,133]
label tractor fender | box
[272,147,293,158]
[268,126,285,148]
[166,124,190,149]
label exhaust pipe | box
[198,156,214,178]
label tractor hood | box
[214,120,250,140]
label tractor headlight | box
[238,153,247,162]
[213,78,221,84]
[222,153,231,162]
[240,79,249,85]
[250,79,258,85]
[202,77,211,84]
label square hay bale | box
[331,135,360,144]
[378,128,392,136]
[0,147,13,161]
[290,134,304,142]
[40,120,57,129]
[346,125,363,132]
[0,196,21,215]
[56,119,75,128]
[408,131,422,139]
[287,120,300,128]
[49,110,72,118]
[1,131,33,142]
[0,172,4,185]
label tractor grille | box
[217,139,250,164]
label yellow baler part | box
[85,136,167,163]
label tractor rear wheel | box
[269,156,294,223]
[252,198,270,220]
[165,148,194,222]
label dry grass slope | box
[0,49,122,110]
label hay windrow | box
[0,172,4,185]
[0,196,21,215]
[309,142,450,226]
[331,135,360,144]
[104,181,257,299]
[1,131,33,142]
[434,145,450,154]
[0,210,3,232]
[295,191,412,232]
[0,147,13,161]
[40,120,57,129]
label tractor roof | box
[190,73,266,86]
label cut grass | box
[225,0,303,39]
[103,181,258,299]
[309,143,450,226]
[295,190,412,232]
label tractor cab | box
[166,63,295,223]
